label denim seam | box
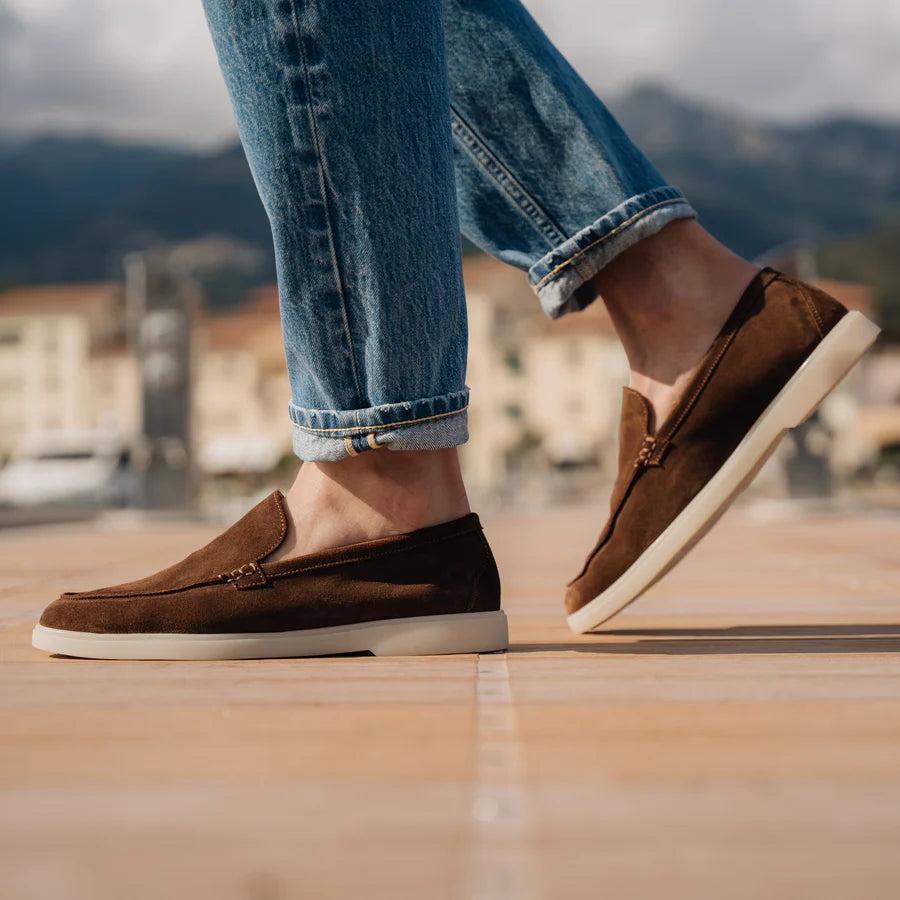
[291,404,468,433]
[285,0,364,407]
[450,106,568,251]
[533,197,686,289]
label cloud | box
[0,0,236,146]
[527,0,900,122]
[1,0,898,148]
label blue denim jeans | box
[201,0,696,461]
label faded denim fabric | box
[202,0,696,461]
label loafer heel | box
[780,311,881,428]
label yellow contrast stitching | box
[534,198,683,289]
[292,404,468,434]
[657,270,778,446]
[259,494,288,560]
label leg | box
[31,0,512,660]
[439,1,877,632]
[592,220,759,430]
[201,0,472,556]
[442,0,756,426]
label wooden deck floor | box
[1,502,899,899]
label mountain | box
[0,136,271,285]
[0,136,193,282]
[1,85,899,288]
[609,85,900,258]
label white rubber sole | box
[32,610,509,660]
[567,310,881,635]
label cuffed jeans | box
[201,0,697,460]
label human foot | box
[32,490,506,659]
[593,219,761,430]
[566,269,879,633]
[267,447,471,562]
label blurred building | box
[462,255,626,503]
[0,279,293,483]
[0,257,893,506]
[0,283,137,455]
[194,284,292,477]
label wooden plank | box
[1,505,899,899]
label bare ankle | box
[594,220,758,358]
[309,447,469,526]
[592,219,759,428]
[268,448,470,561]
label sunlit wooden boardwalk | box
[2,502,899,899]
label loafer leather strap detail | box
[634,435,674,470]
[217,561,269,590]
[634,436,657,469]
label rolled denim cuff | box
[528,186,698,320]
[289,388,469,461]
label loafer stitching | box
[269,527,483,580]
[571,269,780,585]
[60,525,484,600]
[466,529,498,613]
[795,279,826,338]
[655,269,779,452]
[258,493,288,560]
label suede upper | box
[41,490,501,634]
[565,268,848,615]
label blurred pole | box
[124,251,197,511]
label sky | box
[2,0,900,149]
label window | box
[44,322,59,351]
[504,349,523,373]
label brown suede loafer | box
[32,490,507,659]
[566,268,880,634]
